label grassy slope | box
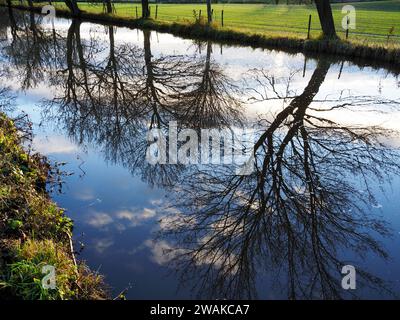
[0,114,107,300]
[58,1,400,44]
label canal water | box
[1,8,400,299]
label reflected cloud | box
[86,211,113,228]
[33,135,78,155]
[145,236,238,277]
[150,199,163,206]
[92,237,114,254]
[116,208,157,227]
[144,239,183,266]
[86,208,159,230]
[74,188,96,201]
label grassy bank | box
[2,2,400,66]
[0,113,108,300]
[78,1,400,43]
[13,1,400,45]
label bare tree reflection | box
[159,59,400,299]
[3,8,399,299]
[173,41,242,129]
[1,8,65,90]
[41,24,243,187]
[0,86,15,113]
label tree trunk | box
[254,59,331,153]
[29,10,36,31]
[143,30,154,95]
[7,6,18,41]
[206,0,212,23]
[314,0,337,38]
[105,0,113,14]
[27,0,33,8]
[142,0,150,18]
[65,0,81,16]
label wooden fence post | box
[387,27,395,44]
[135,6,138,19]
[155,5,158,19]
[346,16,350,39]
[307,14,311,40]
[338,60,345,79]
[221,10,224,27]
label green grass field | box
[14,1,400,45]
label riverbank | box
[2,2,400,66]
[0,113,108,300]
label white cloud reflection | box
[86,212,114,228]
[92,237,114,254]
[85,206,160,230]
[33,135,78,155]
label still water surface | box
[1,8,400,299]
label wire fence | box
[110,3,400,45]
